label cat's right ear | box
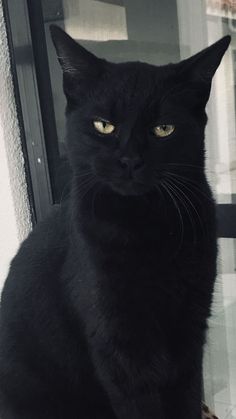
[50,25,103,103]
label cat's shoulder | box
[15,204,66,258]
[0,205,71,353]
[4,205,68,291]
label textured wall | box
[0,1,32,289]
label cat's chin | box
[108,181,152,196]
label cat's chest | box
[96,238,175,278]
[76,235,193,317]
[83,247,186,340]
[72,239,204,382]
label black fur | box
[0,27,230,418]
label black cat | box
[0,25,230,419]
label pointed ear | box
[178,35,231,83]
[50,25,104,104]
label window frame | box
[3,0,58,222]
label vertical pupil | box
[102,122,106,128]
[163,125,167,130]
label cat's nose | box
[119,156,144,173]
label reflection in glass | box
[204,238,236,417]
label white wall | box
[0,0,31,290]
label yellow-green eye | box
[93,120,115,134]
[153,124,175,138]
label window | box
[4,0,236,412]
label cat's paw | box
[202,403,219,419]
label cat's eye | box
[93,120,115,135]
[153,124,175,138]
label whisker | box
[165,163,215,176]
[154,182,165,204]
[164,179,197,244]
[165,177,208,240]
[74,170,94,179]
[60,171,95,204]
[59,178,72,206]
[76,176,97,194]
[164,172,213,202]
[160,180,184,254]
[166,163,204,169]
[79,178,98,201]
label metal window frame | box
[3,0,59,222]
[216,204,236,237]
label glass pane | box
[177,0,236,204]
[204,238,236,416]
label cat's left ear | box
[50,25,104,104]
[178,35,231,84]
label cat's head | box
[51,26,230,197]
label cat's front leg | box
[165,368,203,419]
[0,408,59,419]
[91,350,164,419]
[110,392,165,419]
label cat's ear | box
[178,35,231,84]
[50,25,103,103]
[172,36,231,108]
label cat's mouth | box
[108,179,152,196]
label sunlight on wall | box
[0,0,31,291]
[0,122,19,286]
